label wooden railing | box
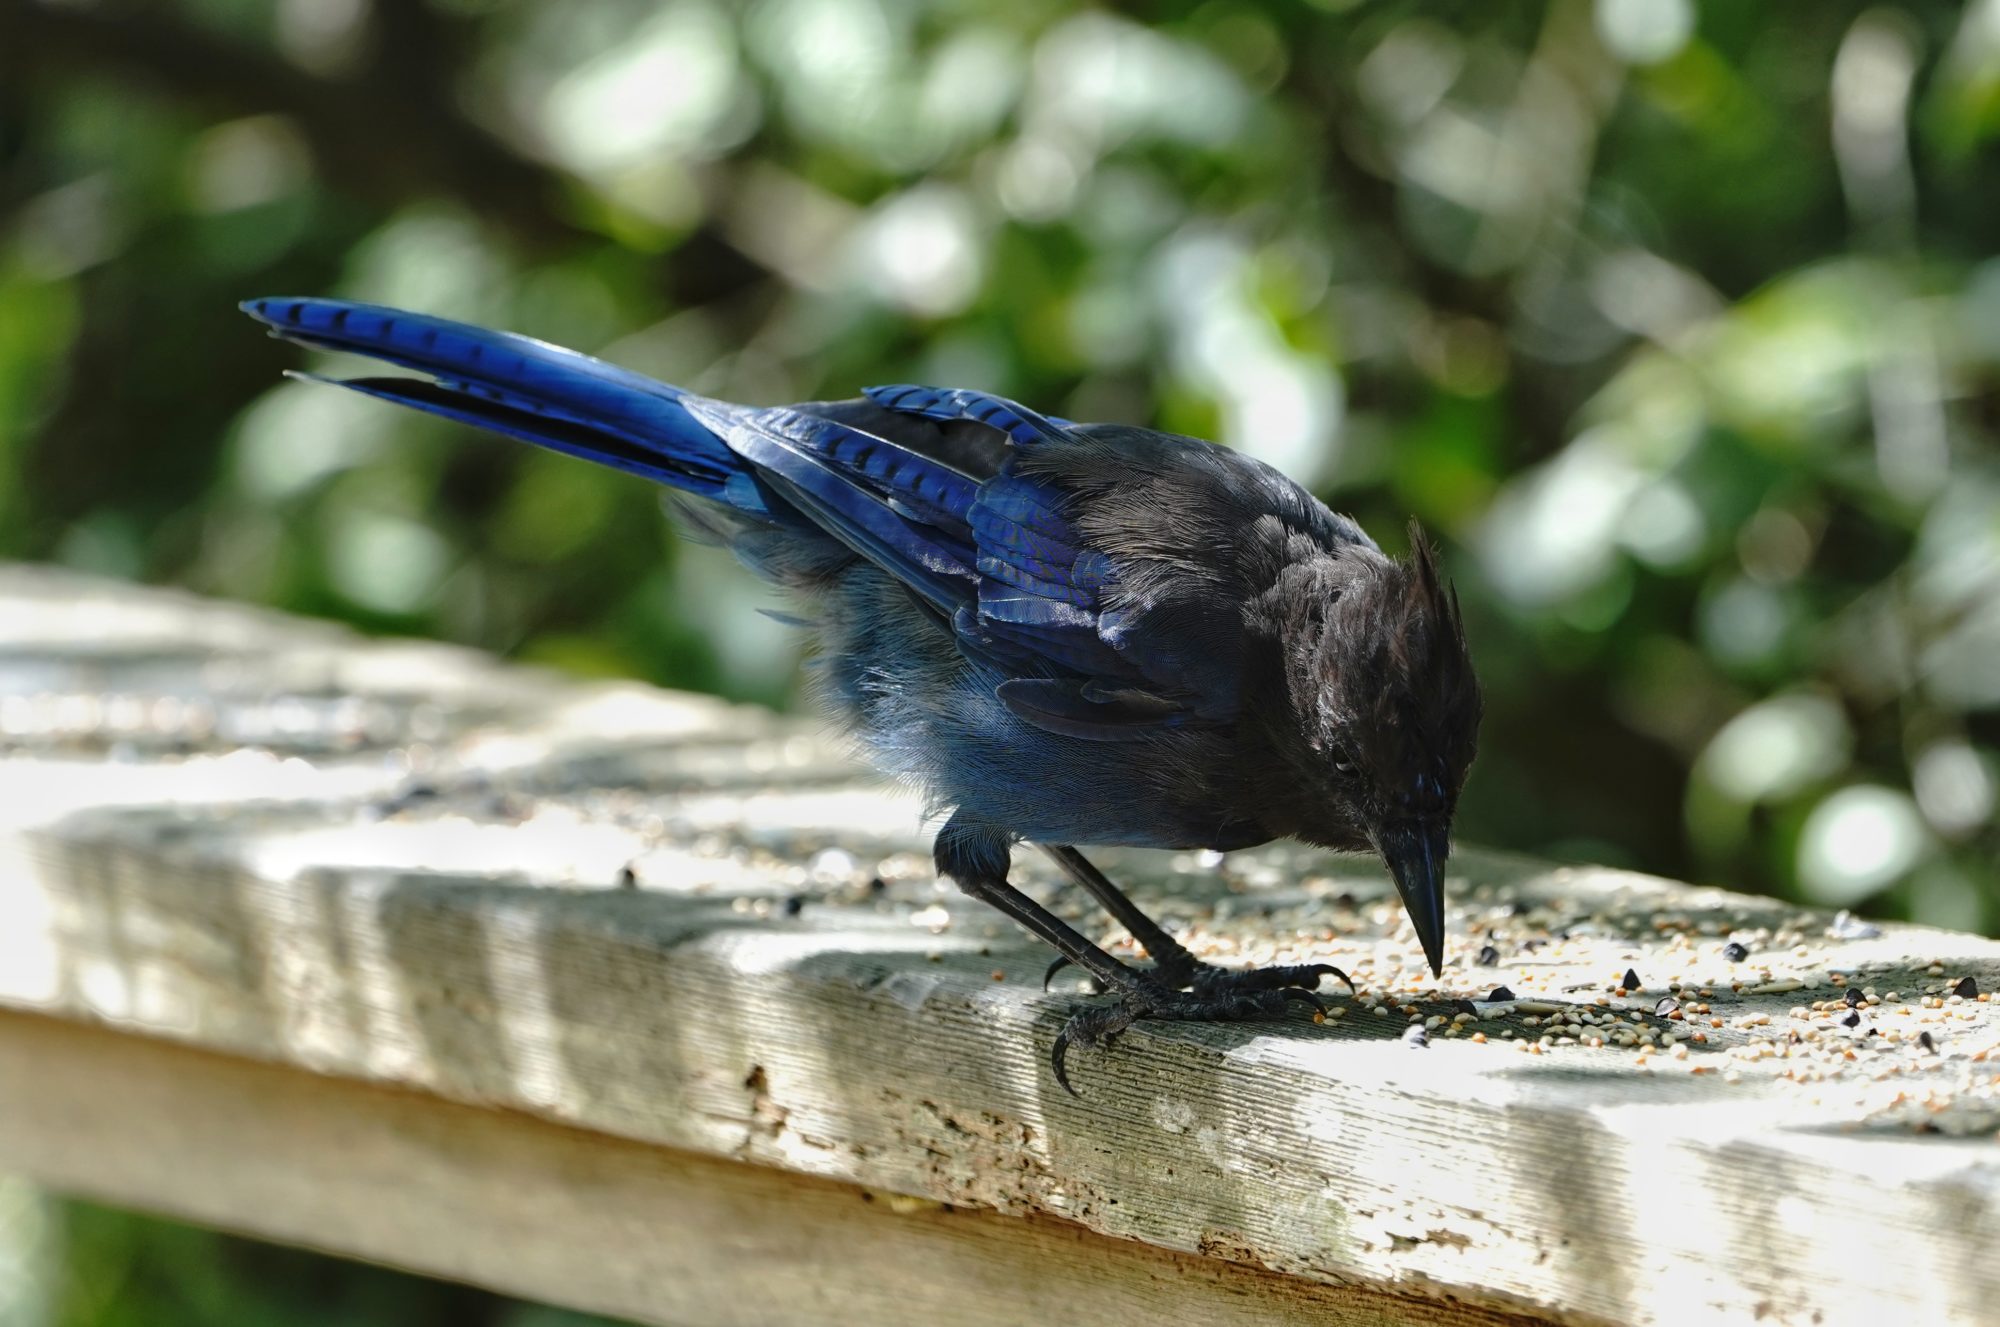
[1,565,1995,1326]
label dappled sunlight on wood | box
[4,569,2000,1325]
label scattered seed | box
[1919,1031,1937,1053]
[617,864,638,889]
[1476,944,1501,967]
[1955,976,1980,1000]
[1622,967,1642,992]
[1723,942,1750,963]
[1841,1011,1861,1029]
[1830,910,1881,940]
[1844,987,1864,1009]
[1654,997,1680,1017]
[1454,999,1480,1017]
[783,894,806,917]
[1487,985,1517,1002]
[1403,1024,1430,1049]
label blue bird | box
[242,297,1483,1092]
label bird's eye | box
[1331,759,1356,778]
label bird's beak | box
[1378,820,1450,977]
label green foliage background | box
[2,0,1998,1320]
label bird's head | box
[1259,523,1482,976]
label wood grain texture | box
[0,1011,1546,1327]
[2,565,1998,1327]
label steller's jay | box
[242,297,1483,1092]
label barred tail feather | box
[242,297,779,519]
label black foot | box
[1044,953,1354,998]
[1050,978,1327,1096]
[1191,962,1355,998]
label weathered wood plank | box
[0,1011,1546,1327]
[2,565,1999,1327]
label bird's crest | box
[1298,522,1482,822]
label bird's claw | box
[1044,954,1351,998]
[1041,955,1110,993]
[1190,961,1355,998]
[1050,978,1327,1097]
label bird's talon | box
[1047,975,1323,1096]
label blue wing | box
[864,384,1072,448]
[868,386,1234,738]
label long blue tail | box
[240,297,785,519]
[241,297,1015,619]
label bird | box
[241,296,1483,1093]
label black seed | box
[1953,975,1978,999]
[1453,999,1479,1017]
[1654,997,1680,1017]
[1844,987,1864,1008]
[1402,1024,1429,1048]
[1919,1031,1936,1052]
[1788,1030,1802,1044]
[617,864,637,889]
[375,782,439,816]
[1622,968,1642,992]
[1475,944,1500,967]
[1841,1011,1861,1028]
[867,876,887,894]
[1487,985,1516,1002]
[1723,942,1750,962]
[783,895,805,917]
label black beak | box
[1378,820,1450,977]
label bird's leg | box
[1036,844,1354,1001]
[1035,844,1202,987]
[934,816,1326,1095]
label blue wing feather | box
[682,401,979,615]
[865,384,1071,448]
